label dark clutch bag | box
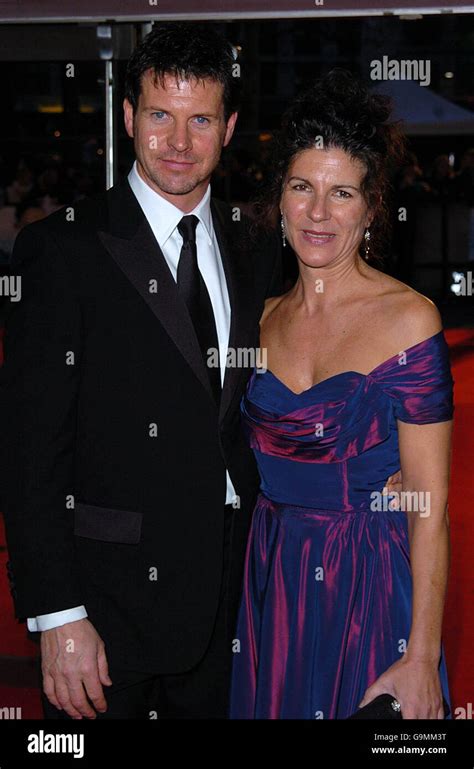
[347,693,450,719]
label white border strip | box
[1,7,474,24]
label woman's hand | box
[358,654,445,719]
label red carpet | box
[0,516,39,657]
[0,327,472,719]
[0,513,42,717]
[443,328,474,717]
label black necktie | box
[176,215,221,406]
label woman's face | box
[280,146,373,270]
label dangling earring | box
[364,227,371,260]
[281,215,287,248]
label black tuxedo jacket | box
[0,176,280,673]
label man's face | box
[124,69,238,211]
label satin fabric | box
[229,331,454,719]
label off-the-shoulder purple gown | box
[229,331,454,719]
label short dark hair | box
[259,68,407,263]
[124,22,240,122]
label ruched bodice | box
[240,331,453,510]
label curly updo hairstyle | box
[259,68,407,264]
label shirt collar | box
[127,160,213,247]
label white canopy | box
[371,79,474,135]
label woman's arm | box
[398,419,452,666]
[359,418,452,719]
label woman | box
[229,70,453,719]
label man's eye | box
[152,111,167,120]
[194,116,209,125]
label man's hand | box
[41,618,113,719]
[383,470,402,510]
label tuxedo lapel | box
[98,178,215,405]
[211,200,256,425]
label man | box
[1,22,280,719]
[1,22,399,720]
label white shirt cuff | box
[27,605,88,632]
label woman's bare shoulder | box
[374,272,443,349]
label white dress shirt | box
[27,162,238,632]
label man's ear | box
[223,111,238,148]
[123,98,134,139]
